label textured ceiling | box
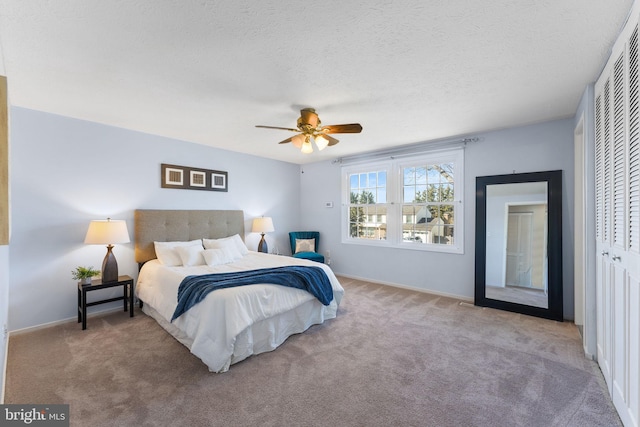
[0,1,633,164]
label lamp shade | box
[291,134,305,148]
[252,217,274,233]
[314,134,330,151]
[84,219,130,245]
[300,137,313,154]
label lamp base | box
[258,233,268,253]
[102,244,119,282]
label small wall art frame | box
[161,163,228,192]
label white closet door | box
[626,23,640,427]
[595,75,613,391]
[595,14,640,427]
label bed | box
[134,209,344,372]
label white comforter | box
[136,252,344,372]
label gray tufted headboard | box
[134,209,245,264]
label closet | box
[594,4,640,426]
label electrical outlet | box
[326,250,331,266]
[3,324,7,341]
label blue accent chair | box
[289,231,325,263]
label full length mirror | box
[475,170,563,321]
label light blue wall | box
[299,118,576,319]
[8,107,301,331]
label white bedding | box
[136,251,344,372]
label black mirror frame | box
[474,170,563,321]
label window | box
[347,164,389,241]
[342,149,464,254]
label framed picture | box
[164,166,184,186]
[161,164,228,192]
[190,170,207,188]
[211,172,226,190]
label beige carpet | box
[5,277,621,427]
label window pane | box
[350,174,358,190]
[404,186,415,203]
[357,205,387,240]
[441,205,454,224]
[427,166,440,184]
[440,163,454,182]
[368,172,377,187]
[377,187,387,203]
[416,167,427,184]
[426,185,438,202]
[378,172,386,186]
[360,190,375,204]
[402,205,427,243]
[403,167,415,185]
[442,183,454,201]
[435,184,444,202]
[359,173,367,188]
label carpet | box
[5,276,621,426]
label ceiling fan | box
[256,108,362,154]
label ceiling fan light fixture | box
[314,134,329,151]
[256,108,362,154]
[291,134,305,148]
[301,136,313,154]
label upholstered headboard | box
[134,209,245,264]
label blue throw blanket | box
[171,266,334,321]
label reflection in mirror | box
[485,182,548,308]
[475,170,563,321]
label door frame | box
[575,106,597,359]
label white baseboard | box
[333,272,474,303]
[8,306,125,336]
[1,331,8,404]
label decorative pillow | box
[295,238,316,253]
[175,245,206,266]
[202,248,235,266]
[203,234,248,256]
[154,240,202,266]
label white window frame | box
[341,148,464,254]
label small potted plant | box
[72,266,100,285]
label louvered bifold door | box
[595,73,613,390]
[595,16,640,427]
[611,51,631,422]
[625,24,640,427]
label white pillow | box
[175,245,206,266]
[202,248,235,266]
[295,238,316,253]
[154,240,202,266]
[203,234,248,256]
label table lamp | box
[252,217,274,253]
[84,218,130,282]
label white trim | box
[1,331,7,404]
[8,306,124,336]
[341,148,464,254]
[334,272,473,303]
[334,136,477,166]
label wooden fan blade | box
[299,108,319,127]
[278,136,294,144]
[325,134,340,146]
[322,123,363,134]
[256,125,299,132]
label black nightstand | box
[77,275,134,330]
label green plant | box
[71,266,100,281]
